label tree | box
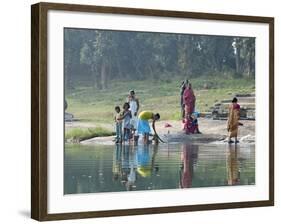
[65,28,255,89]
[64,29,84,90]
[233,37,255,78]
[80,30,118,89]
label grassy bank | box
[65,127,115,142]
[65,76,255,123]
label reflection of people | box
[126,163,136,191]
[136,145,151,177]
[136,144,160,178]
[227,97,241,144]
[179,143,194,188]
[112,144,122,180]
[117,144,138,191]
[227,144,240,185]
[151,144,159,173]
[112,143,161,190]
[121,144,130,184]
[137,111,160,144]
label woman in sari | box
[183,83,195,116]
[227,97,240,144]
[183,83,197,134]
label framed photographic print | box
[31,2,274,221]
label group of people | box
[114,80,242,145]
[112,144,159,191]
[180,79,242,144]
[114,90,160,145]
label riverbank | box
[65,118,255,145]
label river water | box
[64,142,255,194]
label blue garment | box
[137,145,150,167]
[116,122,122,141]
[191,118,198,126]
[137,119,151,134]
[123,128,131,141]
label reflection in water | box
[227,144,240,186]
[112,144,160,191]
[64,142,255,194]
[179,144,198,188]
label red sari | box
[180,144,192,188]
[183,87,197,134]
[183,117,198,134]
[183,87,195,115]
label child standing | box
[120,102,132,143]
[114,106,122,143]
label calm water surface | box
[64,143,255,194]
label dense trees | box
[64,28,255,90]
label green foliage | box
[65,75,254,123]
[64,29,255,89]
[65,127,115,141]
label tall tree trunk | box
[91,65,100,89]
[177,36,190,77]
[248,48,254,78]
[65,64,70,90]
[101,59,107,90]
[185,36,192,76]
[246,52,251,77]
[235,45,241,77]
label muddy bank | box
[80,132,254,146]
[80,118,255,145]
[76,118,255,145]
[80,133,228,146]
